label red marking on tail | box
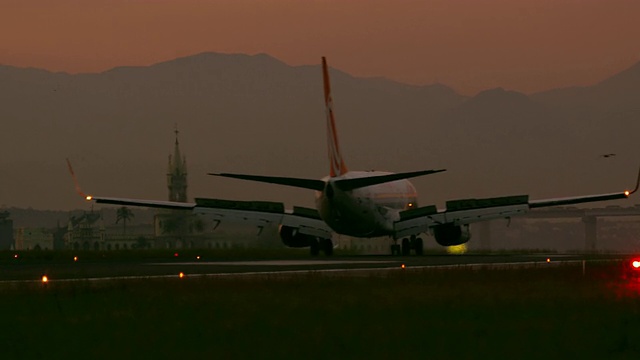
[66,158,87,198]
[322,57,348,177]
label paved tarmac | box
[0,252,627,283]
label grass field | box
[1,261,639,359]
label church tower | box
[167,126,188,202]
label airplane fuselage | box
[315,171,418,237]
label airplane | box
[71,57,640,256]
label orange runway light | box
[196,256,201,260]
[41,275,49,283]
[546,258,551,263]
[401,264,406,269]
[85,195,93,201]
[73,256,78,262]
[179,272,185,279]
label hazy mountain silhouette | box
[0,53,638,211]
[532,61,640,110]
[529,61,640,180]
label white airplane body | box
[316,172,417,237]
[73,57,639,256]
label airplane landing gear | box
[401,238,411,256]
[390,239,401,255]
[392,235,424,256]
[412,236,424,256]
[310,238,320,256]
[320,238,334,256]
[310,237,333,256]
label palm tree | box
[115,207,134,235]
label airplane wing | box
[394,168,640,239]
[68,159,331,240]
[87,195,332,239]
[88,196,196,210]
[193,198,332,239]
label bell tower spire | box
[167,124,188,202]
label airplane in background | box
[71,57,640,256]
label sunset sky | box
[1,0,639,94]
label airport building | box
[64,211,103,250]
[62,210,155,250]
[0,211,14,250]
[14,228,54,250]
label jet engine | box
[433,224,471,247]
[279,225,315,248]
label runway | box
[0,253,625,283]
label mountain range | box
[1,52,639,211]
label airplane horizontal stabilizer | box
[334,169,446,191]
[209,173,326,191]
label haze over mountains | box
[1,52,639,211]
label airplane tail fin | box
[323,57,348,177]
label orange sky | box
[1,0,639,94]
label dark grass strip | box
[1,264,639,359]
